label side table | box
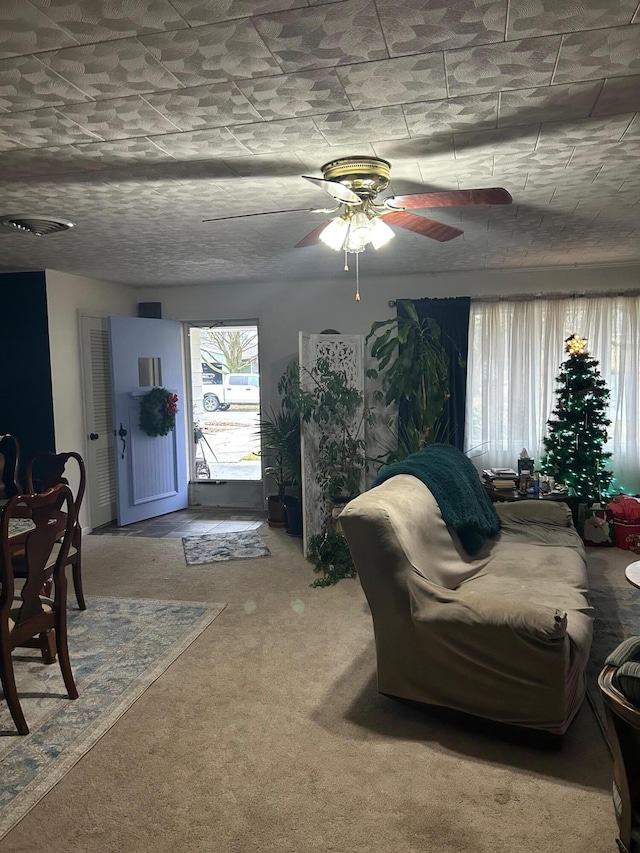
[484,486,580,528]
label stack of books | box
[482,468,519,490]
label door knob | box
[89,433,99,441]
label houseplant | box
[259,406,301,529]
[284,356,374,585]
[366,299,451,462]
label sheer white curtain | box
[464,295,640,494]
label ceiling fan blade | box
[384,187,512,210]
[302,176,361,205]
[203,207,315,223]
[294,221,330,248]
[381,211,463,242]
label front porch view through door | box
[189,324,261,482]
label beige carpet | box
[1,528,623,853]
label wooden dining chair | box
[0,485,78,735]
[25,452,87,610]
[0,434,21,504]
[598,637,640,853]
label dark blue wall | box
[0,271,55,485]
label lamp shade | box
[319,217,349,251]
[368,217,395,250]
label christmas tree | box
[541,334,612,505]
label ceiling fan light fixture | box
[344,211,371,253]
[368,217,395,250]
[319,216,349,251]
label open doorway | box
[189,323,261,482]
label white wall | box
[135,264,640,414]
[45,269,138,527]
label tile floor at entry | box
[90,508,267,539]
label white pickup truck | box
[203,373,260,412]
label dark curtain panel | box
[0,271,56,489]
[398,296,470,450]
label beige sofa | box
[340,475,593,735]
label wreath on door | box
[139,387,179,437]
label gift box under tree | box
[608,495,640,552]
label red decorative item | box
[164,393,178,417]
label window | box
[464,295,640,494]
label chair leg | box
[39,629,57,665]
[0,644,29,735]
[55,625,78,701]
[71,551,86,611]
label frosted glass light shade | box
[319,217,349,251]
[369,217,395,250]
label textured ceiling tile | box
[139,18,281,87]
[229,117,326,153]
[252,0,388,73]
[536,114,635,150]
[453,124,540,157]
[28,0,189,43]
[592,74,640,115]
[145,83,263,131]
[59,96,181,140]
[0,0,79,59]
[0,106,102,147]
[506,0,639,40]
[0,145,104,177]
[236,68,352,120]
[554,25,640,84]
[0,55,91,112]
[404,93,498,137]
[336,54,447,110]
[313,106,409,145]
[0,130,23,152]
[148,125,252,158]
[372,136,456,161]
[72,136,182,168]
[622,112,640,137]
[498,80,603,126]
[379,0,506,55]
[446,36,561,96]
[169,0,306,27]
[38,38,183,99]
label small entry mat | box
[182,531,271,564]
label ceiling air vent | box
[0,216,75,236]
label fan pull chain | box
[355,252,361,301]
[344,248,349,271]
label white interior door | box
[80,315,117,529]
[109,315,188,526]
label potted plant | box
[259,407,301,530]
[284,356,374,585]
[366,299,453,463]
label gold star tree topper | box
[565,334,587,355]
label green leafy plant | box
[366,300,453,462]
[285,356,375,501]
[259,407,301,497]
[307,530,356,587]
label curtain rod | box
[471,289,640,303]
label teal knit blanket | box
[372,444,500,555]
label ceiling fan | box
[203,156,512,299]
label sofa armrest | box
[410,580,567,643]
[494,500,573,528]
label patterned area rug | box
[587,583,640,739]
[182,531,271,565]
[0,596,226,840]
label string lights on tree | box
[541,334,612,505]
